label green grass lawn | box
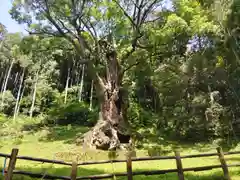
[0,118,239,180]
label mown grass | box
[0,116,239,180]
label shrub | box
[128,101,158,130]
[0,113,7,124]
[44,102,98,126]
[0,91,16,115]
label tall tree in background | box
[0,33,22,110]
[11,0,164,150]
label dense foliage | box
[1,0,240,146]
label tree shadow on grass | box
[0,164,239,180]
[21,122,44,133]
[21,124,89,145]
[153,135,240,153]
[39,125,89,144]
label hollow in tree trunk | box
[84,50,131,150]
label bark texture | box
[83,46,131,150]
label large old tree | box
[11,0,163,150]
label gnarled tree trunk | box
[84,50,130,150]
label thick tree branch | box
[42,0,90,56]
[136,0,145,26]
[80,19,96,40]
[71,0,76,16]
[112,0,137,28]
[119,61,140,81]
[117,0,160,62]
[122,33,143,61]
[144,16,162,24]
[132,0,138,20]
[140,0,159,25]
[70,0,86,32]
[56,18,76,37]
[123,61,140,74]
[43,0,67,37]
[136,42,153,49]
[96,73,107,89]
[51,4,92,52]
[25,28,62,37]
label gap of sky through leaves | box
[0,0,26,33]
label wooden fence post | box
[70,161,77,180]
[175,150,184,180]
[5,148,18,180]
[126,151,133,180]
[217,147,231,180]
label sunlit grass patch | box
[0,122,239,180]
